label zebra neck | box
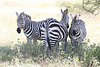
[23,21,31,33]
[60,17,68,25]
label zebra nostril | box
[17,28,21,34]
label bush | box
[57,0,100,15]
[83,0,100,14]
[93,44,100,62]
[57,0,83,12]
[0,46,13,62]
[0,40,100,67]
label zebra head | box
[70,14,82,39]
[16,12,31,34]
[61,8,69,28]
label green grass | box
[0,39,100,67]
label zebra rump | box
[46,20,67,51]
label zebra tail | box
[47,37,51,50]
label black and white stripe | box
[47,21,67,48]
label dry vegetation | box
[0,0,100,67]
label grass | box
[0,39,100,67]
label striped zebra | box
[59,9,69,51]
[55,8,69,51]
[16,12,60,56]
[69,14,87,46]
[16,13,37,44]
[45,9,69,55]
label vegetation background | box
[0,0,100,67]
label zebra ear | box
[66,9,68,14]
[21,12,26,19]
[61,9,63,14]
[16,12,19,17]
[22,12,25,15]
[70,14,73,20]
[78,14,81,20]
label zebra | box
[16,12,60,56]
[46,8,69,55]
[16,13,37,44]
[55,8,69,52]
[69,14,87,46]
[59,8,69,51]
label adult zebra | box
[16,13,38,44]
[60,9,69,51]
[16,12,60,56]
[69,14,87,46]
[45,9,69,55]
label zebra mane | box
[20,13,31,20]
[74,15,77,19]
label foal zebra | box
[69,14,87,46]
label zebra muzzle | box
[17,28,21,34]
[73,30,77,36]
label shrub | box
[93,44,100,62]
[0,40,100,67]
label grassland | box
[0,0,100,67]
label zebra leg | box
[78,42,82,61]
[43,40,47,57]
[47,41,52,57]
[33,38,37,44]
[56,42,59,52]
[71,39,75,51]
[47,46,52,57]
[71,39,75,46]
[63,40,67,51]
[27,38,31,45]
[63,36,67,51]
